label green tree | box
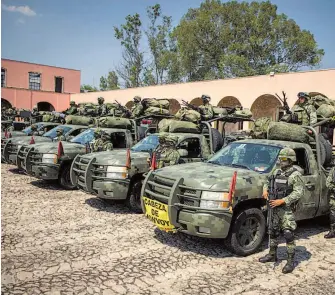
[114,14,144,88]
[106,71,120,90]
[99,76,108,91]
[80,84,98,92]
[173,0,324,80]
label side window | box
[178,138,201,158]
[45,125,56,132]
[293,148,310,175]
[111,132,127,148]
[69,128,86,137]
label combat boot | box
[324,225,335,239]
[282,252,295,274]
[259,247,277,263]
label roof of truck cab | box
[236,138,311,149]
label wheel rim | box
[237,216,260,248]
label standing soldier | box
[155,134,180,168]
[64,101,78,115]
[55,129,66,141]
[198,94,214,121]
[131,96,144,118]
[259,148,304,274]
[97,97,107,116]
[293,92,317,126]
[325,167,335,239]
[30,124,39,136]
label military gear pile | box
[175,109,201,123]
[65,115,96,126]
[97,117,132,129]
[252,117,272,139]
[139,98,170,117]
[267,122,309,144]
[316,104,335,118]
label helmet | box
[133,96,141,102]
[31,124,37,130]
[201,94,211,102]
[165,134,178,146]
[98,97,105,103]
[297,92,309,99]
[94,128,102,137]
[278,148,296,162]
[56,129,63,134]
[70,101,75,106]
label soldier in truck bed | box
[155,134,180,169]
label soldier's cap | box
[201,94,211,101]
[298,92,309,99]
[56,129,63,133]
[98,97,105,101]
[133,96,142,102]
[70,101,75,105]
[162,134,178,144]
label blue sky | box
[2,0,335,86]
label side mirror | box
[177,149,188,157]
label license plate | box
[142,196,176,233]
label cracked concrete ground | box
[1,163,335,295]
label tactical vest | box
[274,168,296,199]
[293,105,310,125]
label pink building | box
[1,59,81,112]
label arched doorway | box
[189,97,202,106]
[251,94,283,122]
[37,102,55,112]
[168,99,181,115]
[1,98,12,109]
[218,96,243,133]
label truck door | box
[293,147,319,220]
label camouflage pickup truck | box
[4,124,88,165]
[141,125,333,256]
[70,116,253,213]
[18,120,139,189]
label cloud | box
[2,4,36,16]
[16,18,25,24]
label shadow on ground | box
[30,179,64,191]
[85,197,137,215]
[8,168,26,175]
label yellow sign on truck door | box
[142,196,176,232]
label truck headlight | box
[42,154,58,164]
[106,166,128,179]
[200,191,230,209]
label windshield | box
[22,123,43,134]
[70,129,94,145]
[131,135,159,152]
[43,125,73,139]
[208,142,281,173]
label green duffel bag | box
[65,115,95,126]
[144,106,170,116]
[309,94,332,109]
[143,98,170,110]
[174,108,201,123]
[42,114,53,122]
[316,104,335,118]
[234,108,253,118]
[98,117,132,129]
[169,120,201,134]
[158,118,174,132]
[267,122,309,143]
[213,107,228,116]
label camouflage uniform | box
[89,130,113,152]
[131,96,144,118]
[198,94,214,121]
[325,166,335,238]
[97,97,107,116]
[260,148,304,274]
[156,135,180,168]
[30,124,39,136]
[55,129,66,141]
[64,101,78,115]
[293,92,317,126]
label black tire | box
[59,164,76,190]
[126,180,143,213]
[319,133,332,166]
[211,128,224,153]
[224,207,266,256]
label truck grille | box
[29,151,43,164]
[71,155,91,191]
[144,172,198,208]
[1,139,7,159]
[17,145,31,170]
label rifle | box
[181,100,201,112]
[115,100,131,117]
[275,91,292,115]
[267,174,277,237]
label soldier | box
[30,124,39,136]
[259,148,304,274]
[131,96,144,118]
[155,134,180,168]
[97,97,107,116]
[324,166,335,239]
[198,94,214,121]
[89,129,113,152]
[293,92,317,126]
[64,101,78,115]
[55,129,66,141]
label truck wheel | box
[318,133,332,166]
[211,128,224,152]
[224,207,266,256]
[126,180,143,213]
[59,164,76,190]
